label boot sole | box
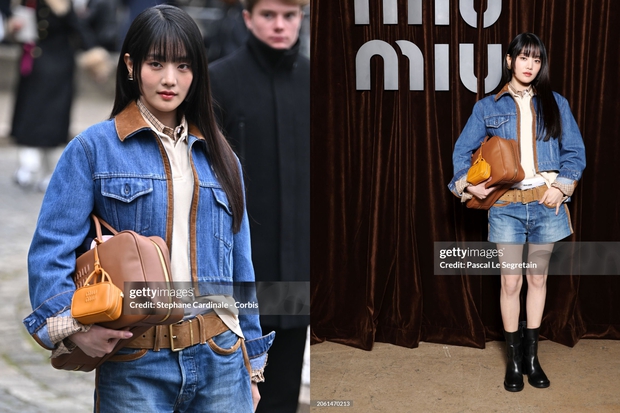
[504,383,524,392]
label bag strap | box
[472,137,490,163]
[473,148,484,163]
[82,245,112,285]
[91,214,119,240]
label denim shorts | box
[488,200,573,244]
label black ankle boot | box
[503,329,524,392]
[522,327,550,388]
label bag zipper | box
[150,239,174,323]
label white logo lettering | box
[353,0,504,92]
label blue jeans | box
[488,200,573,244]
[95,330,253,412]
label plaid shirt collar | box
[507,82,534,98]
[136,98,187,141]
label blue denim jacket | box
[448,85,586,196]
[23,103,274,371]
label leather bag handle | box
[91,214,119,241]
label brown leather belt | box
[499,185,547,204]
[126,312,229,352]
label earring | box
[128,72,134,81]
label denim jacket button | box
[124,184,130,194]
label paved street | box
[0,89,111,412]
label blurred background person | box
[0,0,12,42]
[74,0,120,52]
[8,0,104,191]
[208,0,310,411]
[203,0,309,62]
[203,0,247,62]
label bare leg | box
[498,243,526,392]
[525,243,554,328]
[498,243,524,332]
[521,243,554,388]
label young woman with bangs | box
[25,5,272,411]
[448,33,586,392]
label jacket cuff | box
[245,330,275,367]
[247,335,272,382]
[34,323,55,349]
[23,290,73,338]
[251,354,268,383]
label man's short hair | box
[242,0,309,13]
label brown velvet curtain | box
[310,0,620,350]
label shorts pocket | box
[207,331,241,356]
[492,200,511,208]
[108,348,148,362]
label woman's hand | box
[69,325,133,358]
[465,177,496,200]
[251,382,261,411]
[539,187,564,215]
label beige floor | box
[311,339,620,412]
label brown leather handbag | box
[466,136,525,210]
[51,215,184,371]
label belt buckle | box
[169,324,181,352]
[525,188,534,204]
[169,319,194,352]
[522,187,537,204]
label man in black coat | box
[208,0,309,412]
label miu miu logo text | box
[354,0,503,93]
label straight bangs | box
[508,33,547,66]
[518,43,542,59]
[146,26,194,64]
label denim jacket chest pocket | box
[484,114,514,138]
[99,177,154,232]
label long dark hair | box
[111,5,244,232]
[503,33,562,141]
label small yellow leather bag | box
[71,244,124,325]
[466,144,491,185]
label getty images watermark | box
[434,242,620,275]
[122,281,310,317]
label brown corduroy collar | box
[114,101,204,142]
